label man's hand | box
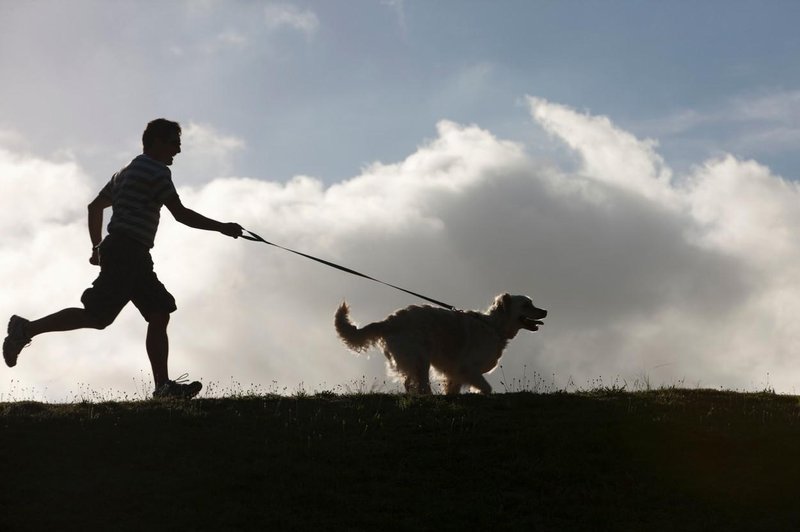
[87,193,110,266]
[220,222,243,239]
[165,196,244,239]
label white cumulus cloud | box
[171,122,245,184]
[529,96,676,205]
[3,98,800,400]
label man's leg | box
[27,308,106,337]
[146,312,201,399]
[137,275,200,399]
[146,312,170,388]
[4,308,107,367]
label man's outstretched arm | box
[88,193,112,265]
[165,196,243,238]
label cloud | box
[732,90,800,124]
[634,89,800,163]
[4,98,800,400]
[264,3,319,38]
[727,90,800,155]
[529,97,676,205]
[171,122,245,184]
[523,98,800,390]
[0,148,90,239]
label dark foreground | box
[2,389,800,531]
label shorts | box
[81,233,177,326]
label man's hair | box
[142,118,181,150]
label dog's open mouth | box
[521,317,545,331]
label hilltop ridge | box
[2,389,799,531]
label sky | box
[2,0,800,400]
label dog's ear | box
[491,293,513,314]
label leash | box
[240,229,455,310]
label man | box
[3,118,243,399]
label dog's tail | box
[335,302,385,354]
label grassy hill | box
[2,388,800,531]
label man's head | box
[142,118,182,166]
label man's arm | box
[164,195,243,238]
[88,193,112,265]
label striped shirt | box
[100,154,179,248]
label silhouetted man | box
[3,118,243,398]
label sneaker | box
[4,315,31,368]
[153,373,202,399]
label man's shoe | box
[153,374,202,399]
[4,315,31,368]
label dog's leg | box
[391,350,423,394]
[397,359,430,394]
[444,378,463,395]
[415,364,432,395]
[467,374,492,395]
[386,337,432,394]
[403,372,431,394]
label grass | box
[2,386,800,531]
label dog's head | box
[489,293,548,339]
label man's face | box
[150,134,182,166]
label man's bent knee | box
[147,312,170,328]
[90,313,115,330]
[81,307,116,330]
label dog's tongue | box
[521,318,544,331]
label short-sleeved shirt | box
[100,154,179,248]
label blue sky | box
[2,1,800,399]
[2,1,799,183]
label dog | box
[334,293,547,395]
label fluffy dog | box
[334,293,547,394]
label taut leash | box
[240,229,455,310]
